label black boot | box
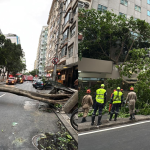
[114,113,118,121]
[81,117,86,123]
[91,115,95,126]
[132,113,135,120]
[97,115,102,125]
[129,114,132,120]
[109,113,113,121]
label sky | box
[0,0,52,71]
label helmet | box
[121,89,123,92]
[117,87,120,90]
[114,89,116,92]
[130,87,134,91]
[101,84,105,87]
[86,89,91,93]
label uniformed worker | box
[91,84,107,126]
[126,87,137,120]
[109,87,123,121]
[81,89,93,123]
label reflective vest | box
[96,88,106,104]
[113,91,123,104]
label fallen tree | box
[0,85,73,104]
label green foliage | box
[0,35,26,76]
[29,69,39,77]
[79,9,150,63]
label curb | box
[78,115,150,132]
[53,110,78,144]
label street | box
[78,121,150,150]
[0,82,59,150]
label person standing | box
[109,87,123,121]
[91,84,107,126]
[126,87,137,120]
[109,89,116,114]
[81,89,93,123]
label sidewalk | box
[78,115,150,132]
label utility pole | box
[52,1,63,81]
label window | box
[73,6,78,16]
[148,0,150,5]
[64,13,70,25]
[61,45,67,58]
[97,4,107,12]
[70,24,76,38]
[148,11,150,16]
[63,28,69,40]
[135,5,141,12]
[68,45,73,58]
[119,12,127,17]
[120,0,128,6]
[66,0,71,9]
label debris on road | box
[12,122,18,127]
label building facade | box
[91,0,150,23]
[5,33,21,45]
[45,0,78,87]
[36,26,48,77]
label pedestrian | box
[109,87,123,121]
[108,89,116,114]
[126,87,137,120]
[74,79,78,90]
[91,84,107,126]
[81,89,93,123]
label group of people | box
[81,84,137,125]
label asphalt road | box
[79,121,150,150]
[0,81,58,150]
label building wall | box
[36,26,48,77]
[91,0,150,23]
[5,34,21,45]
[45,0,78,72]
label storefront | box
[56,65,78,88]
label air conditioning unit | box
[69,18,74,24]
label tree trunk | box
[0,85,72,104]
[63,91,78,113]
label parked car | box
[6,77,17,85]
[32,80,37,87]
[34,80,44,89]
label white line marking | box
[0,94,6,98]
[78,120,150,136]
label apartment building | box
[5,33,21,45]
[45,0,78,87]
[0,29,2,35]
[36,26,48,77]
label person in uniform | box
[109,87,123,121]
[126,87,137,120]
[91,84,107,126]
[81,89,93,123]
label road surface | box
[0,82,58,150]
[79,121,150,150]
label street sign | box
[52,57,58,65]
